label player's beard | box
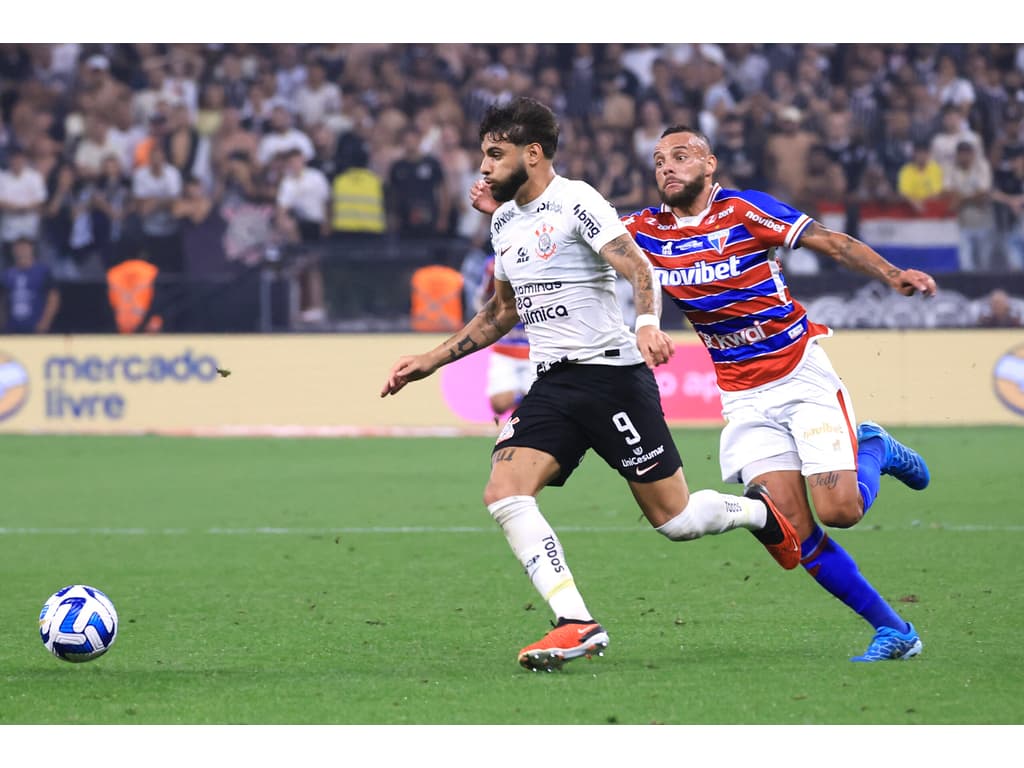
[660,174,706,210]
[489,161,529,203]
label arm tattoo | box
[810,472,839,490]
[604,234,660,316]
[447,335,481,363]
[633,256,660,317]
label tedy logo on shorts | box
[0,352,30,422]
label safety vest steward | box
[332,168,385,233]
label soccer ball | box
[38,585,119,663]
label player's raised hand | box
[892,268,938,297]
[635,326,675,369]
[469,179,499,215]
[381,355,437,397]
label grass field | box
[1,427,1021,755]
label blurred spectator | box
[216,52,250,110]
[275,148,329,323]
[992,151,1024,270]
[945,140,996,271]
[132,57,169,124]
[897,140,945,211]
[131,143,183,273]
[163,47,200,117]
[931,53,976,110]
[714,112,764,190]
[931,103,983,175]
[639,57,685,114]
[90,154,132,269]
[73,113,121,181]
[989,104,1024,186]
[0,236,59,333]
[210,107,258,174]
[0,147,47,261]
[597,148,646,214]
[196,81,227,138]
[216,151,276,267]
[275,148,330,242]
[821,110,871,195]
[39,161,75,274]
[307,123,340,179]
[272,44,307,108]
[173,174,225,277]
[853,160,900,206]
[164,101,202,179]
[763,105,816,201]
[633,99,666,171]
[793,144,847,217]
[434,121,478,240]
[294,60,342,131]
[877,107,917,188]
[256,104,314,169]
[386,126,450,238]
[977,288,1023,327]
[133,111,170,169]
[76,53,124,116]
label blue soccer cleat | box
[857,421,931,490]
[851,622,923,662]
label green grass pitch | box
[1,427,1022,728]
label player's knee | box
[483,482,510,509]
[817,498,863,529]
[484,493,534,526]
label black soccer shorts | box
[492,362,683,486]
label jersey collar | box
[660,182,722,227]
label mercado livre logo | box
[41,348,223,420]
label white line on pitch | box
[1,524,1023,535]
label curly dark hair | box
[478,96,559,159]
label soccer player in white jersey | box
[381,97,801,672]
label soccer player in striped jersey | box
[385,97,801,672]
[627,125,937,661]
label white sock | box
[656,490,767,541]
[487,495,592,621]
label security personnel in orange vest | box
[106,259,163,333]
[410,264,463,332]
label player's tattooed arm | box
[442,278,520,363]
[798,221,936,296]
[600,233,662,318]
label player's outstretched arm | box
[380,279,521,397]
[798,221,938,297]
[600,233,674,368]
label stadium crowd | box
[1,43,1023,329]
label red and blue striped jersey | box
[623,183,830,391]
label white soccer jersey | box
[490,175,642,369]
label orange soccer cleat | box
[517,618,610,672]
[744,482,802,570]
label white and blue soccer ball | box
[39,585,119,663]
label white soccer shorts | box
[486,351,537,398]
[718,343,859,484]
